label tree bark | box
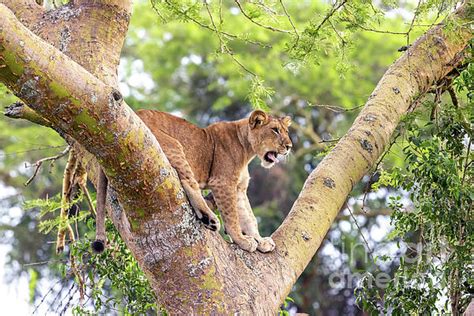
[0,1,472,314]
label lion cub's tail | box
[91,169,107,253]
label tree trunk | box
[0,0,472,313]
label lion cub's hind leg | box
[158,133,220,231]
[181,180,220,231]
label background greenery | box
[0,0,471,315]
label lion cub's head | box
[247,110,293,168]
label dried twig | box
[23,259,68,267]
[349,22,406,35]
[53,282,76,314]
[319,137,341,144]
[69,252,85,304]
[337,208,393,220]
[56,149,78,254]
[0,145,68,157]
[308,102,364,113]
[24,146,71,186]
[406,0,422,45]
[32,279,65,315]
[345,200,374,259]
[293,144,324,159]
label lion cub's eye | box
[271,127,280,135]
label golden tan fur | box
[91,110,292,253]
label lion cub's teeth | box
[268,152,278,163]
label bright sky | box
[0,184,31,315]
[0,246,31,315]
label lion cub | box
[93,110,292,253]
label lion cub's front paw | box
[199,212,221,232]
[235,235,258,252]
[257,237,275,253]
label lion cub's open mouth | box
[264,151,279,164]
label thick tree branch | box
[32,1,131,86]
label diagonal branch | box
[264,1,472,305]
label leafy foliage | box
[23,195,159,314]
[70,222,159,315]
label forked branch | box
[0,0,472,313]
[24,146,71,186]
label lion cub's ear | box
[249,110,269,129]
[282,115,292,127]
